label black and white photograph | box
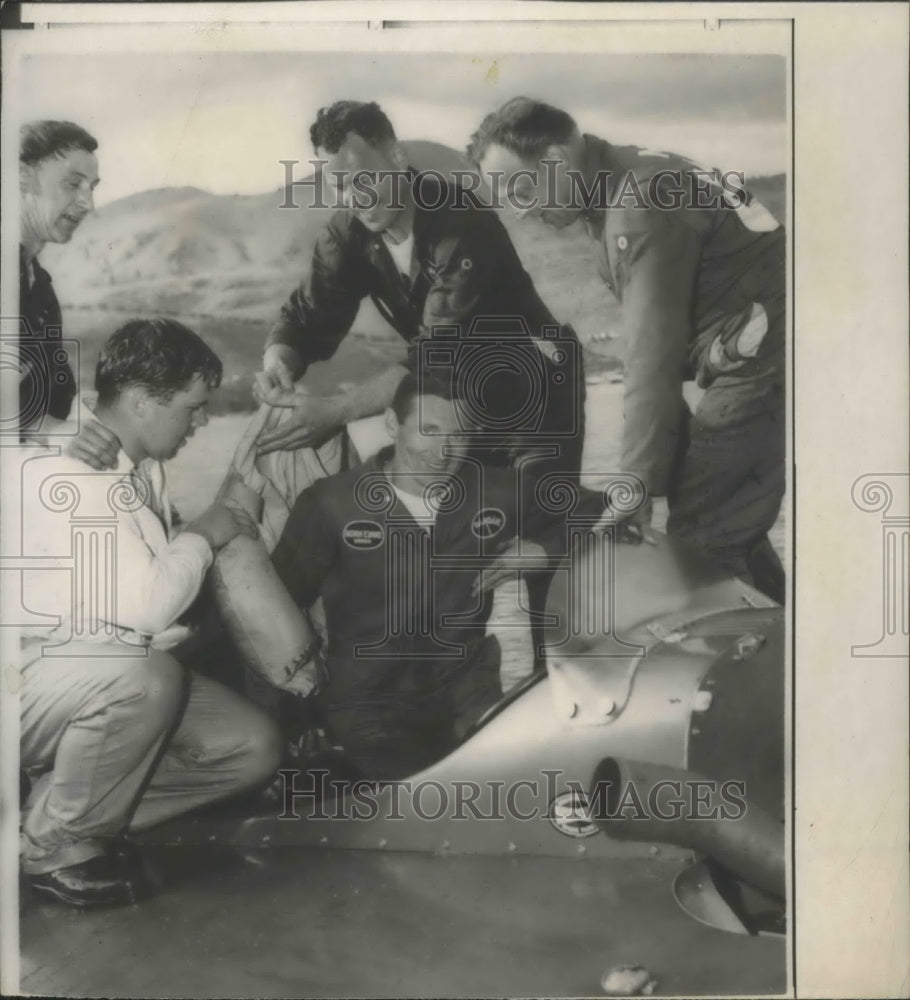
[0,4,906,998]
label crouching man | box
[19,319,282,908]
[270,372,606,781]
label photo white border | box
[1,4,907,997]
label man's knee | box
[106,650,185,731]
[232,707,283,792]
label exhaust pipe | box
[591,757,785,900]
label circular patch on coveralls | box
[616,235,629,251]
[470,507,506,539]
[342,520,385,550]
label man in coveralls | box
[270,372,606,780]
[469,98,785,603]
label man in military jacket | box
[469,97,785,602]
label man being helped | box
[270,373,605,781]
[255,99,584,485]
[469,99,785,603]
[20,319,282,908]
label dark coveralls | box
[269,169,588,659]
[580,136,785,602]
[18,246,77,429]
[271,450,604,780]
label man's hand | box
[185,501,259,551]
[256,394,344,456]
[254,345,301,406]
[64,418,120,471]
[594,498,659,546]
[472,539,550,597]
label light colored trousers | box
[20,643,282,874]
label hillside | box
[41,143,784,412]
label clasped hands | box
[253,361,343,456]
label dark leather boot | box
[28,852,151,909]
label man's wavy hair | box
[391,371,460,423]
[310,101,397,154]
[20,120,98,166]
[467,97,578,165]
[95,319,222,406]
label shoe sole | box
[30,880,146,909]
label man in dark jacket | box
[255,100,585,488]
[18,121,96,430]
[271,372,605,780]
[17,120,120,468]
[468,98,785,603]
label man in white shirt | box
[19,318,282,908]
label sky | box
[20,51,787,206]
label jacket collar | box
[20,244,51,289]
[578,134,618,229]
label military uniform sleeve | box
[610,208,700,496]
[266,215,370,369]
[271,484,338,609]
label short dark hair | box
[392,370,457,423]
[20,120,98,166]
[95,319,222,406]
[467,97,578,165]
[310,101,396,154]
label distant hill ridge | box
[43,141,784,325]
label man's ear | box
[122,385,150,419]
[19,162,36,196]
[384,407,399,441]
[542,144,572,168]
[389,141,408,172]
